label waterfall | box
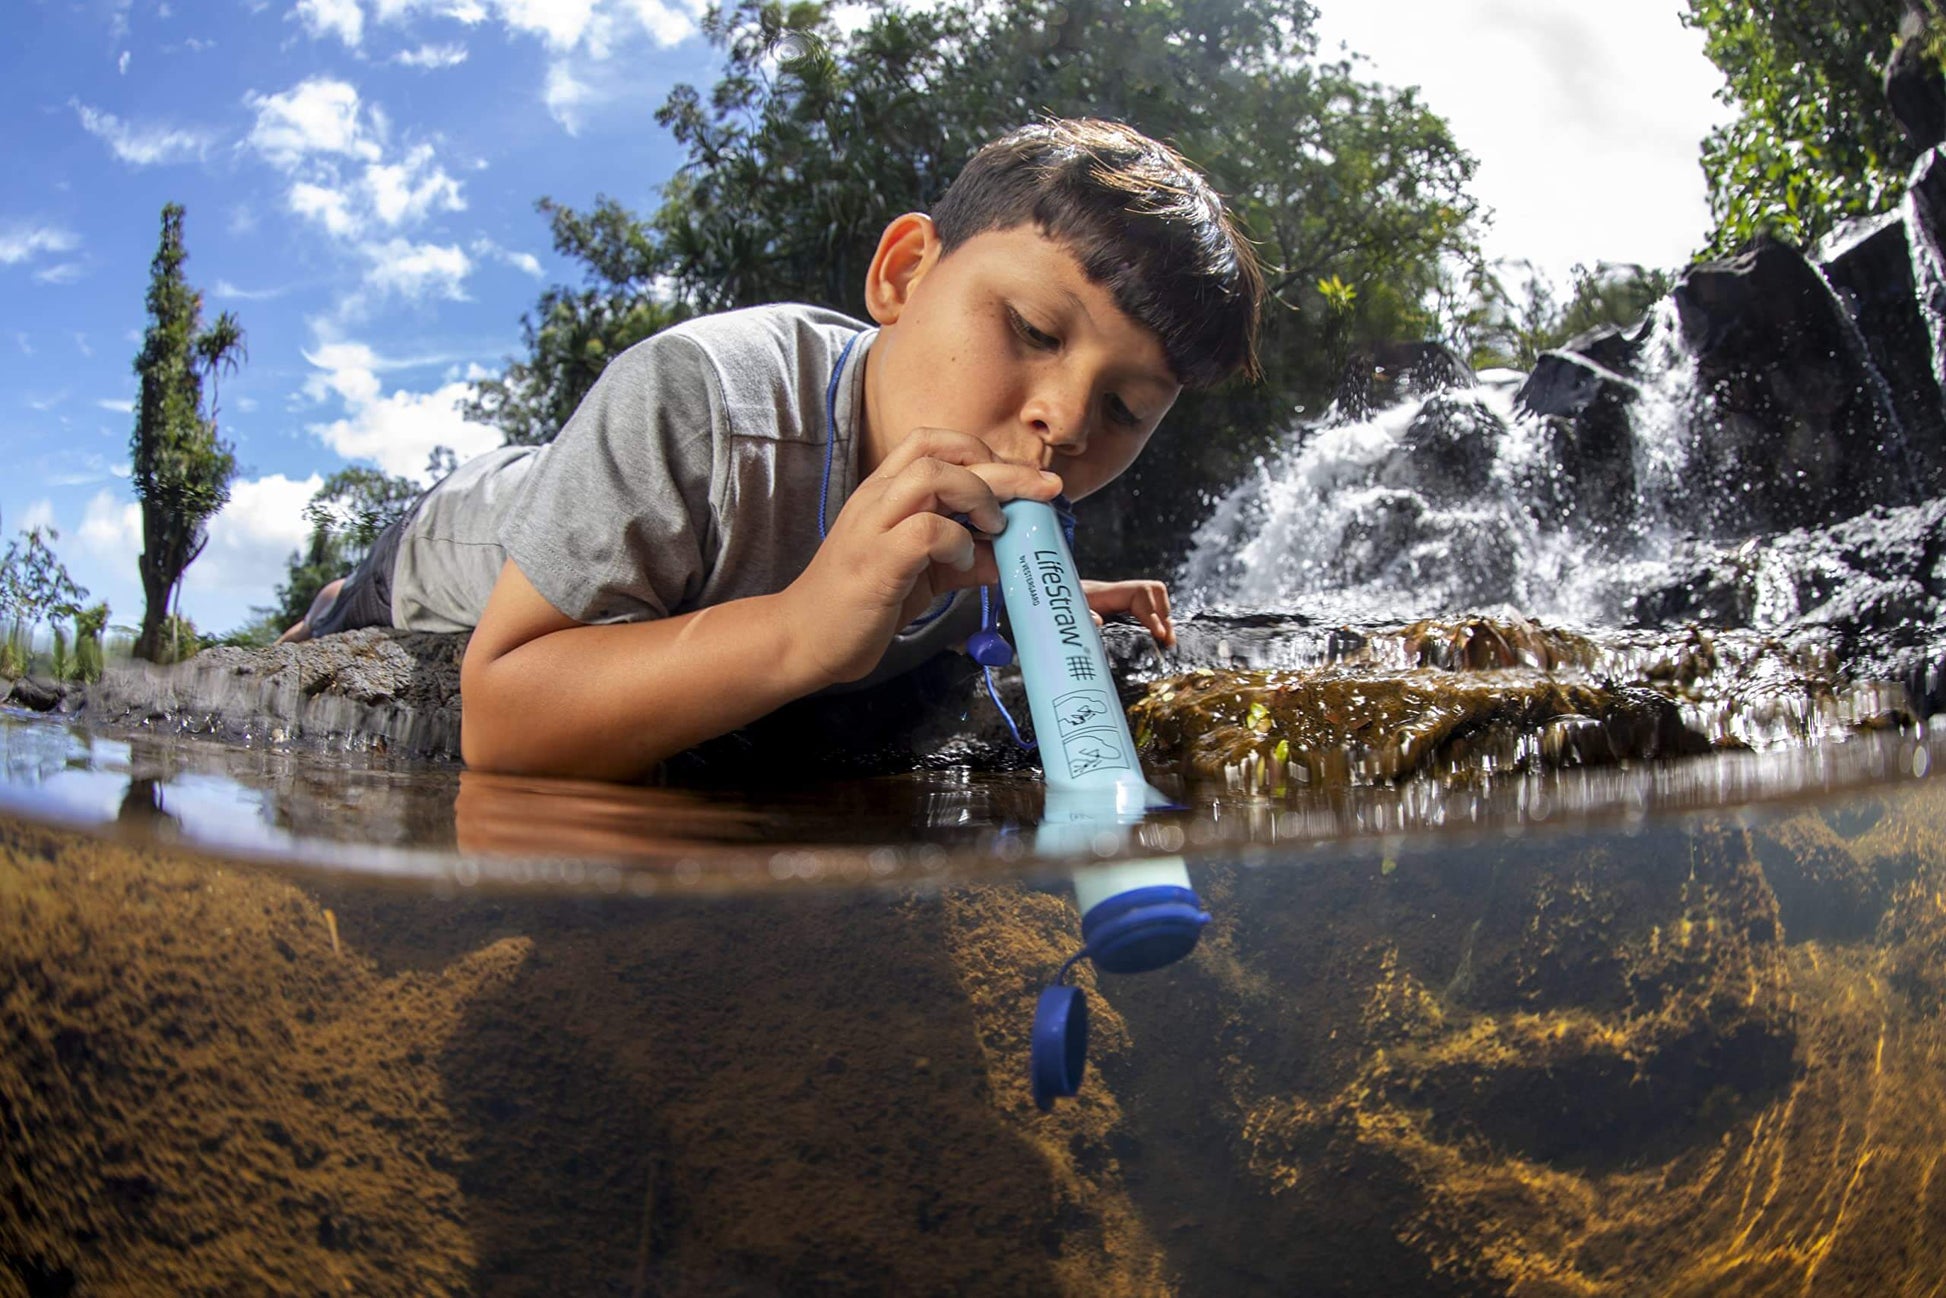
[1179,314,1719,627]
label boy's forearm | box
[460,593,826,781]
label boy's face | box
[861,217,1182,501]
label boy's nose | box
[1023,393,1090,462]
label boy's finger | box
[964,459,1064,504]
[870,428,996,478]
[872,429,1063,500]
[871,457,1011,534]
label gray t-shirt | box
[390,303,976,686]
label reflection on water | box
[6,710,1946,1294]
[1,711,1941,893]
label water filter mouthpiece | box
[990,499,1211,1111]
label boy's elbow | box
[458,645,524,774]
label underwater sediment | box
[8,776,1946,1296]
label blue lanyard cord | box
[817,332,861,542]
[981,584,1036,749]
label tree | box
[1683,0,1934,256]
[130,203,245,661]
[1470,261,1677,370]
[262,464,424,632]
[469,0,1487,572]
[0,525,90,678]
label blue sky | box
[3,0,1731,637]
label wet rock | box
[1887,25,1946,152]
[1560,316,1655,373]
[1622,496,1946,711]
[1514,351,1639,533]
[78,629,467,757]
[1130,664,1708,790]
[1821,208,1946,450]
[1675,238,1930,533]
[1375,394,1502,502]
[7,676,67,713]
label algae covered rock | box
[1131,664,1705,790]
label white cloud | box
[117,50,130,75]
[288,181,361,237]
[544,61,594,133]
[97,398,134,414]
[214,279,288,301]
[19,500,57,534]
[301,341,499,479]
[302,340,386,405]
[490,0,603,49]
[246,77,382,168]
[38,452,126,488]
[361,238,471,301]
[395,41,469,67]
[74,333,93,358]
[362,143,465,225]
[26,391,69,412]
[250,78,468,263]
[77,489,141,561]
[295,0,366,46]
[371,0,487,22]
[470,236,543,277]
[33,262,86,286]
[1312,0,1733,284]
[0,224,79,265]
[71,101,216,166]
[182,473,329,603]
[619,0,695,45]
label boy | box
[287,118,1263,782]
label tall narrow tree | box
[130,203,244,661]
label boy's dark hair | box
[932,118,1263,389]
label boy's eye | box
[1007,306,1059,351]
[1106,394,1142,428]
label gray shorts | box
[308,508,413,636]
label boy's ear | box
[864,212,940,326]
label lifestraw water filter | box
[988,498,1211,1110]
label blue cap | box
[1031,984,1088,1111]
[967,628,1015,668]
[1080,885,1211,974]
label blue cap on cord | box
[1030,984,1088,1111]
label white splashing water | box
[1179,308,1711,627]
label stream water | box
[12,234,1946,1295]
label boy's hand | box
[780,428,1064,685]
[1082,578,1176,649]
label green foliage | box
[72,603,110,683]
[0,525,92,680]
[140,613,208,667]
[131,203,245,661]
[1470,262,1677,370]
[261,463,424,633]
[462,228,690,445]
[1683,0,1921,255]
[470,0,1486,572]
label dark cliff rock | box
[1887,24,1946,152]
[1674,237,1929,533]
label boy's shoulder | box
[614,302,869,400]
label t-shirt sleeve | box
[500,331,722,624]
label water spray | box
[987,498,1210,1111]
